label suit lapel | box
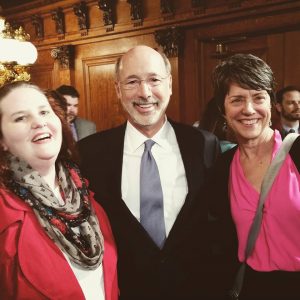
[171,121,199,193]
[75,118,87,141]
[107,124,126,200]
[163,121,205,250]
[74,118,81,140]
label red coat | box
[0,188,118,300]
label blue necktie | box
[140,140,166,248]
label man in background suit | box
[56,85,96,141]
[78,45,219,299]
[274,86,300,138]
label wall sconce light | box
[211,43,232,60]
[0,16,38,87]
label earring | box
[0,143,8,152]
[269,120,272,127]
[223,121,227,131]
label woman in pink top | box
[208,54,300,299]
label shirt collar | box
[282,123,299,133]
[125,117,171,152]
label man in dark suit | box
[56,85,96,141]
[78,45,219,299]
[274,86,300,138]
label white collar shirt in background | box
[121,120,188,236]
[282,123,300,134]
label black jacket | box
[78,121,219,300]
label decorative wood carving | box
[228,0,243,9]
[73,1,89,35]
[191,0,206,14]
[154,27,183,57]
[51,45,73,69]
[127,0,143,27]
[51,8,65,38]
[31,14,44,40]
[160,0,174,20]
[98,0,115,32]
[10,20,25,31]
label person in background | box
[208,53,300,299]
[197,97,236,153]
[0,81,118,300]
[56,85,97,141]
[274,85,300,138]
[78,45,217,300]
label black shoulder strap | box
[289,136,300,172]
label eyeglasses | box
[118,74,170,90]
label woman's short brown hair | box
[212,53,276,114]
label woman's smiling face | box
[0,86,62,170]
[224,83,272,141]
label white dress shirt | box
[121,120,188,236]
[282,124,300,134]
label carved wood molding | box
[154,26,184,57]
[228,0,243,9]
[160,0,174,20]
[73,1,89,36]
[51,45,74,69]
[127,0,143,27]
[191,0,206,15]
[98,0,116,32]
[31,14,44,40]
[51,7,65,39]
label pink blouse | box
[230,130,300,271]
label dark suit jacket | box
[78,120,219,300]
[272,121,300,139]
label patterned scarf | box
[7,155,104,270]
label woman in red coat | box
[0,81,118,299]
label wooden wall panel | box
[4,0,300,129]
[30,49,55,89]
[267,33,284,90]
[30,65,54,90]
[283,31,300,87]
[82,55,125,131]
